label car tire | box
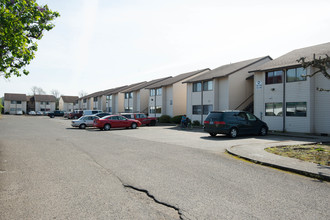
[229,127,238,138]
[131,123,137,129]
[150,120,156,126]
[209,133,217,137]
[51,115,54,118]
[79,124,86,129]
[104,124,111,131]
[259,126,268,136]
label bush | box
[158,115,171,123]
[171,115,183,124]
[192,120,201,126]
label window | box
[150,89,155,96]
[203,105,213,115]
[170,100,173,105]
[266,70,283,84]
[156,88,162,96]
[16,101,21,104]
[125,107,133,113]
[203,81,213,91]
[246,112,257,121]
[107,107,112,112]
[287,67,306,82]
[93,97,98,102]
[125,92,132,99]
[106,95,112,100]
[265,103,283,116]
[83,99,87,103]
[193,105,202,115]
[46,101,49,105]
[156,106,161,113]
[11,101,16,104]
[286,102,307,117]
[193,82,202,92]
[150,106,155,114]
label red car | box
[120,113,157,126]
[93,115,142,130]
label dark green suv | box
[204,110,268,138]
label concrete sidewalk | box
[226,134,330,182]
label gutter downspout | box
[201,81,204,124]
[283,69,286,132]
[154,89,157,118]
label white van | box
[83,110,103,116]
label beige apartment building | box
[4,93,27,114]
[184,56,271,123]
[59,96,79,112]
[121,77,171,114]
[146,69,210,117]
[251,42,330,134]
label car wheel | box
[51,115,54,118]
[209,133,217,137]
[79,124,86,129]
[104,124,111,131]
[150,120,156,126]
[74,116,78,119]
[229,127,238,138]
[131,123,137,129]
[259,126,268,136]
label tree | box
[31,86,45,95]
[0,0,59,78]
[297,54,330,91]
[78,90,88,98]
[50,89,60,99]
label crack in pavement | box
[68,141,186,219]
[122,184,184,220]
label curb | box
[226,147,330,182]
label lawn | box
[265,143,330,166]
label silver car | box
[71,115,99,129]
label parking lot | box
[1,115,329,220]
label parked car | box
[120,113,157,126]
[93,115,142,131]
[93,112,111,118]
[204,110,268,138]
[63,112,70,118]
[83,110,103,116]
[71,115,99,129]
[28,111,36,115]
[36,111,43,116]
[48,110,65,118]
[68,110,83,119]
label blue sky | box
[1,0,330,97]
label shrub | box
[171,115,183,124]
[192,120,201,126]
[158,115,171,123]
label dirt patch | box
[265,143,330,166]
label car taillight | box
[214,121,225,125]
[204,121,210,124]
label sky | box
[1,0,330,98]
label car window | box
[110,116,118,120]
[237,112,247,120]
[124,114,132,119]
[246,112,257,121]
[118,116,127,120]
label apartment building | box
[4,93,27,114]
[59,96,79,112]
[184,56,271,123]
[251,42,330,134]
[146,69,210,117]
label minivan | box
[83,110,103,116]
[204,110,268,138]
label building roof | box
[120,77,172,93]
[61,95,79,103]
[251,42,330,72]
[34,95,57,102]
[26,95,32,101]
[102,82,147,96]
[183,57,271,83]
[4,93,27,101]
[145,69,210,89]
